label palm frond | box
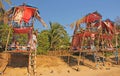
[0,1,4,8]
[0,0,11,9]
[4,0,12,5]
[35,11,47,28]
[70,21,76,29]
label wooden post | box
[28,51,31,76]
[115,34,117,64]
[27,46,37,76]
[5,28,11,52]
[34,49,37,76]
[115,24,119,64]
[77,52,81,65]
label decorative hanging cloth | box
[22,6,36,23]
[104,19,114,34]
[13,26,33,34]
[13,6,36,24]
[6,3,47,28]
[85,12,102,23]
[13,7,24,24]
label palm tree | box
[37,22,70,54]
[48,22,68,50]
[0,0,11,50]
[0,0,11,9]
[0,0,11,24]
[0,8,5,24]
[37,30,50,54]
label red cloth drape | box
[22,6,36,23]
[13,6,36,23]
[85,12,102,23]
[13,27,33,34]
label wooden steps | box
[28,50,37,76]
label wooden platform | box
[70,48,117,53]
[5,50,31,53]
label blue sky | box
[4,0,120,36]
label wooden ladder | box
[95,54,103,69]
[28,50,37,76]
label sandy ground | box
[4,65,120,76]
[1,55,120,76]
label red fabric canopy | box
[22,6,36,23]
[94,21,107,29]
[85,12,102,23]
[100,34,113,40]
[71,32,98,50]
[104,19,114,34]
[94,19,114,34]
[13,27,33,34]
[13,5,36,23]
[72,34,80,48]
[78,31,97,38]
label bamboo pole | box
[28,52,31,76]
[5,28,11,52]
[78,31,85,65]
[115,23,119,64]
[34,49,37,76]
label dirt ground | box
[1,54,120,76]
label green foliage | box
[0,0,11,9]
[48,22,70,51]
[0,24,12,50]
[0,25,28,50]
[104,52,113,57]
[15,34,28,45]
[37,30,50,54]
[37,48,48,55]
[0,9,4,25]
[48,23,69,50]
[37,22,70,54]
